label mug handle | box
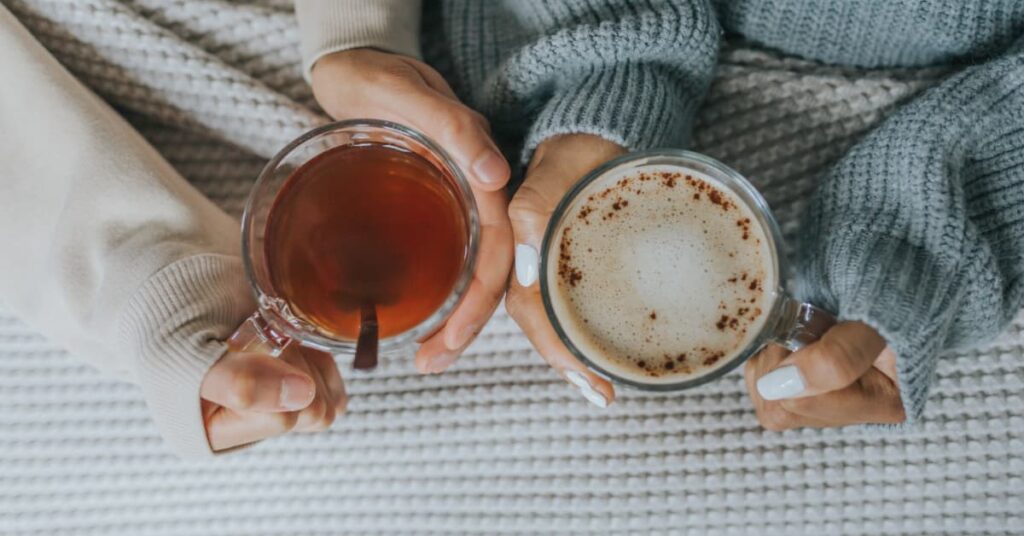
[226,311,294,356]
[770,296,837,352]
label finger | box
[755,321,887,400]
[508,176,587,291]
[301,364,336,432]
[435,188,513,358]
[415,325,473,374]
[200,351,315,413]
[743,343,787,421]
[755,400,837,431]
[744,344,818,431]
[380,83,509,191]
[874,346,899,383]
[506,281,614,408]
[302,347,348,413]
[278,347,332,432]
[417,277,497,373]
[505,157,619,407]
[780,367,906,425]
[411,72,495,137]
[408,59,460,100]
[416,188,512,372]
[745,352,835,431]
[205,405,300,452]
[508,172,586,254]
[416,269,505,374]
[744,343,790,391]
[508,138,626,288]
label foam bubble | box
[548,165,777,384]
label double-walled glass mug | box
[540,150,836,391]
[227,120,480,362]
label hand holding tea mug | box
[745,321,906,430]
[507,134,626,407]
[311,48,513,372]
[200,345,347,451]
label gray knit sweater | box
[417,0,1024,422]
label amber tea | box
[264,143,470,342]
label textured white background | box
[1,1,1022,534]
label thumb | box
[385,83,510,192]
[201,351,316,412]
[509,164,580,289]
[510,135,627,279]
[756,321,886,400]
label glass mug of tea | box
[540,150,835,390]
[228,120,479,368]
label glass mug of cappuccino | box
[540,150,835,390]
[227,120,479,365]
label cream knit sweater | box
[0,2,399,458]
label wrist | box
[119,254,255,459]
[532,134,627,177]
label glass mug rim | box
[239,119,480,355]
[539,149,825,392]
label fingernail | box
[756,366,805,400]
[280,374,315,410]
[565,370,608,408]
[336,395,349,414]
[429,350,459,373]
[515,244,539,287]
[449,323,478,350]
[472,151,509,185]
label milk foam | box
[547,164,777,384]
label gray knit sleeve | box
[525,0,719,158]
[715,0,1024,69]
[796,38,1024,422]
[463,0,720,164]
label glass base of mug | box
[227,311,417,368]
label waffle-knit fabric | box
[0,0,1022,534]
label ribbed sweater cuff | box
[118,254,256,459]
[796,231,964,422]
[522,63,700,164]
[294,0,422,82]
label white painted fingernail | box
[515,244,539,287]
[756,366,805,400]
[565,370,608,408]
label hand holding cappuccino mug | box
[744,323,904,430]
[511,134,905,429]
[507,135,627,407]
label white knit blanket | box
[1,1,1022,534]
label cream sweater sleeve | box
[294,0,422,79]
[0,7,254,459]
